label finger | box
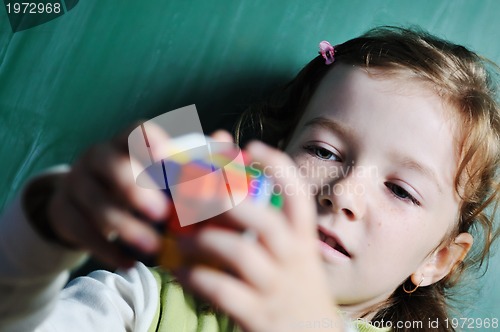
[134,120,172,163]
[79,144,169,221]
[179,226,275,290]
[210,130,234,143]
[111,119,172,196]
[221,200,292,261]
[176,265,259,330]
[67,171,161,254]
[49,193,135,268]
[111,120,151,152]
[105,208,162,254]
[246,141,316,236]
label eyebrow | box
[391,155,443,194]
[303,117,355,140]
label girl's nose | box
[317,176,367,221]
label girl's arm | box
[0,122,168,331]
[0,126,238,331]
[0,174,84,331]
[0,172,160,331]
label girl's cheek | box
[287,147,304,162]
[294,157,317,178]
[290,149,343,196]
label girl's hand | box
[175,141,342,332]
[46,122,233,269]
[46,123,171,268]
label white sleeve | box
[0,180,160,332]
[44,263,160,332]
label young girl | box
[0,26,498,332]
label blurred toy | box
[155,143,283,270]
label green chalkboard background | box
[1,0,499,327]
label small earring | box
[403,276,424,294]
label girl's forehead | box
[312,64,437,104]
[303,65,458,132]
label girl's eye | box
[303,145,341,161]
[385,183,420,206]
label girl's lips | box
[318,240,351,263]
[317,226,351,262]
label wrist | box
[22,172,77,249]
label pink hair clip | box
[319,41,335,65]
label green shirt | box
[148,268,389,332]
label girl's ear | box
[413,232,473,287]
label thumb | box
[210,130,235,143]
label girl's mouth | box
[318,229,351,258]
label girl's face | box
[285,65,462,314]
